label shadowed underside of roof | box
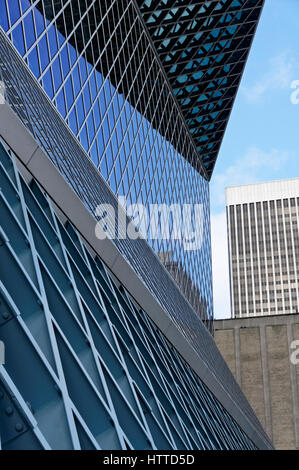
[136,0,265,179]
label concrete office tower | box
[226,179,299,318]
[0,1,272,450]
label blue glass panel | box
[12,22,25,56]
[0,0,9,31]
[28,46,40,78]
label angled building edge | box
[0,102,273,450]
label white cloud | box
[241,51,298,103]
[211,212,231,319]
[211,146,290,209]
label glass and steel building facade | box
[0,0,212,328]
[226,180,299,318]
[0,0,265,330]
[0,138,272,449]
[0,0,273,450]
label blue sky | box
[211,0,299,319]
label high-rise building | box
[226,179,299,318]
[0,0,273,450]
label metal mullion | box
[268,203,278,314]
[21,0,74,61]
[151,13,259,41]
[247,204,256,316]
[101,41,153,183]
[113,18,154,184]
[16,0,29,52]
[140,97,180,208]
[60,0,135,122]
[38,6,59,98]
[149,334,198,433]
[95,334,154,447]
[139,0,220,15]
[171,45,251,94]
[212,400,239,449]
[97,0,144,172]
[142,0,256,18]
[175,75,242,98]
[101,42,157,181]
[150,0,237,44]
[233,205,241,317]
[201,392,231,450]
[240,204,249,316]
[115,306,177,449]
[87,12,144,167]
[184,94,237,121]
[262,203,271,313]
[93,277,157,447]
[183,88,236,112]
[25,0,43,80]
[7,45,66,171]
[152,104,190,210]
[198,385,231,449]
[75,15,145,147]
[169,55,247,82]
[159,29,255,57]
[194,135,224,152]
[49,4,107,101]
[158,345,198,425]
[6,0,41,34]
[190,107,243,135]
[97,1,127,173]
[130,315,191,448]
[12,155,82,449]
[132,52,161,188]
[253,203,263,315]
[135,109,176,214]
[38,0,116,85]
[110,22,158,180]
[161,129,186,212]
[151,7,255,57]
[48,310,119,425]
[145,1,217,29]
[171,15,258,94]
[190,384,223,449]
[132,0,208,179]
[165,105,198,197]
[119,63,175,201]
[163,41,252,70]
[190,128,224,145]
[152,7,260,46]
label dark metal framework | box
[0,0,265,330]
[0,0,215,330]
[0,139,272,449]
[0,29,273,444]
[137,0,265,178]
[32,0,265,180]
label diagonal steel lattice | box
[32,0,265,180]
[2,0,215,328]
[0,27,272,449]
[136,0,265,179]
[0,140,271,449]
